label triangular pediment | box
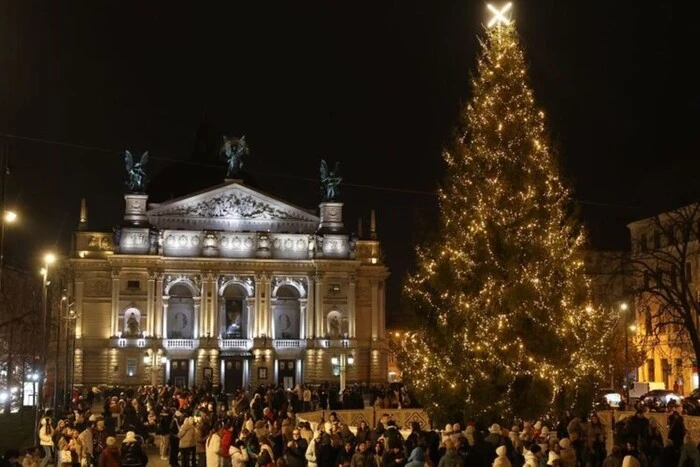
[147,181,319,233]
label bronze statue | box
[320,160,342,202]
[124,150,149,193]
[220,135,248,178]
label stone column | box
[203,273,214,337]
[194,297,202,338]
[111,270,120,337]
[379,282,386,339]
[213,276,220,338]
[307,276,315,339]
[146,270,156,336]
[314,275,324,337]
[246,298,256,340]
[74,279,84,338]
[348,275,356,338]
[299,299,307,339]
[162,298,170,339]
[154,274,164,338]
[263,275,272,337]
[370,279,379,340]
[254,274,263,337]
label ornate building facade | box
[67,178,389,392]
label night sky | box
[0,2,688,324]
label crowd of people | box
[3,383,700,467]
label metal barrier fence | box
[296,407,431,431]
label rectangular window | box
[645,308,652,336]
[647,359,656,381]
[126,358,137,377]
[127,280,140,290]
[654,231,661,249]
[668,226,676,246]
[640,233,648,252]
[676,358,684,375]
[656,268,663,287]
[687,262,693,283]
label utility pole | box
[1,141,10,414]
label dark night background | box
[0,2,689,325]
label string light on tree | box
[393,4,613,425]
[487,2,512,27]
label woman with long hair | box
[38,417,54,467]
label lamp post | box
[1,209,18,414]
[35,253,55,435]
[331,353,355,396]
[621,301,633,404]
[143,346,166,386]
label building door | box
[278,360,295,389]
[170,359,189,388]
[224,359,244,394]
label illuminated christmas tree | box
[395,14,610,424]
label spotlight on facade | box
[347,356,355,365]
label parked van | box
[629,381,666,400]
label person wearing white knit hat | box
[621,455,640,467]
[492,445,511,467]
[546,450,560,466]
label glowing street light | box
[487,2,513,28]
[620,302,629,311]
[4,211,17,223]
[44,253,56,265]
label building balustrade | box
[163,339,199,349]
[111,337,148,348]
[219,339,253,350]
[273,339,306,349]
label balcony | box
[111,337,148,348]
[163,339,199,350]
[219,339,253,350]
[273,339,306,349]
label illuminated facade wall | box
[68,180,389,390]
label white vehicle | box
[629,381,666,400]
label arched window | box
[222,284,248,339]
[168,283,194,339]
[273,285,300,339]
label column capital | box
[256,272,270,282]
[348,274,357,284]
[313,273,324,283]
[111,269,121,279]
[147,269,160,281]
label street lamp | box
[621,301,633,404]
[143,348,166,386]
[1,209,18,414]
[35,252,56,437]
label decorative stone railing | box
[112,337,148,348]
[219,339,253,350]
[273,339,306,349]
[163,339,198,349]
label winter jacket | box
[305,439,317,467]
[437,449,463,467]
[230,447,249,467]
[120,442,147,467]
[350,451,369,467]
[405,447,424,467]
[178,420,196,449]
[38,419,54,447]
[98,447,121,467]
[206,433,221,467]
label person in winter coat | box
[120,432,147,467]
[438,439,463,467]
[523,444,542,467]
[315,434,335,467]
[283,440,305,467]
[230,440,250,467]
[493,445,512,467]
[205,426,221,467]
[678,434,700,467]
[38,418,54,467]
[178,418,197,467]
[349,443,369,467]
[652,439,677,467]
[98,437,120,467]
[557,439,575,467]
[404,441,424,467]
[546,451,559,466]
[257,437,275,467]
[305,438,317,467]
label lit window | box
[126,358,137,377]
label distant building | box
[627,204,700,396]
[65,177,389,391]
